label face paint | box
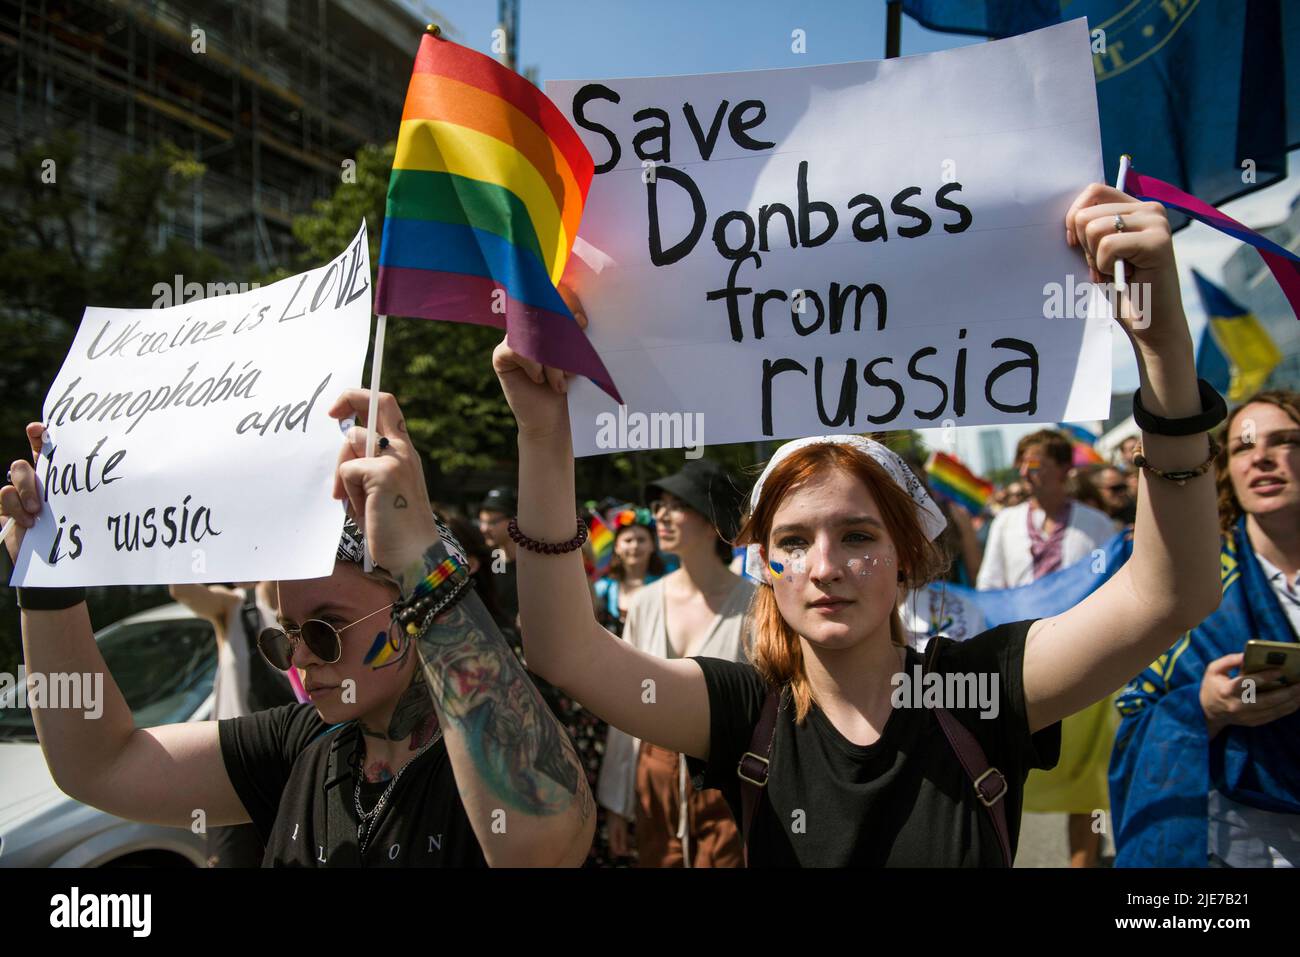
[363,628,404,668]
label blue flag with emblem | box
[901,1,1300,217]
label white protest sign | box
[549,19,1113,457]
[11,222,373,586]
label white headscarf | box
[743,434,948,582]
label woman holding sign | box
[495,184,1227,865]
[1,391,594,867]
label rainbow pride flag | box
[924,451,993,517]
[374,27,621,401]
[1125,167,1300,323]
[587,509,615,581]
[1057,423,1104,467]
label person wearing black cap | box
[478,486,519,624]
[596,459,753,865]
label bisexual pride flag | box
[924,451,993,517]
[1125,167,1300,325]
[374,27,621,401]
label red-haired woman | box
[495,184,1226,865]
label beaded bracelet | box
[507,514,588,554]
[1132,434,1222,486]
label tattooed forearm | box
[415,589,592,821]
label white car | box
[0,602,217,867]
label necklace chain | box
[354,726,443,857]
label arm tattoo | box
[414,585,592,822]
[361,666,439,748]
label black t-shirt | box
[218,703,488,867]
[686,619,1061,867]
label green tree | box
[0,136,236,675]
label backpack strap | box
[736,687,781,865]
[924,640,1013,867]
[320,721,362,867]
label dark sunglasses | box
[257,603,393,671]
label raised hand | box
[1,422,47,564]
[327,390,439,573]
[492,283,588,439]
[1065,184,1185,348]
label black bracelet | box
[1132,378,1227,437]
[507,514,588,554]
[17,587,87,611]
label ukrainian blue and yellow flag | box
[1193,270,1280,403]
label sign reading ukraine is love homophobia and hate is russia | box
[551,19,1115,456]
[10,223,373,587]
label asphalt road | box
[1016,811,1116,867]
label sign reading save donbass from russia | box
[550,19,1113,456]
[10,223,373,587]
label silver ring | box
[1114,214,1127,233]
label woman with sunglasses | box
[494,184,1226,866]
[1,390,594,867]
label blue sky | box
[412,0,981,78]
[401,1,1299,473]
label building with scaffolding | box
[1,0,444,270]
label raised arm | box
[2,425,249,827]
[328,390,594,866]
[491,297,713,762]
[1023,185,1222,731]
[168,583,240,628]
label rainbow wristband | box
[393,549,471,636]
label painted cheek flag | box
[374,27,622,402]
[1124,167,1300,325]
[1192,269,1281,402]
[924,451,993,517]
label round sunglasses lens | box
[258,627,293,671]
[301,620,342,663]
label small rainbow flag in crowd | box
[374,26,621,401]
[924,451,993,516]
[1058,423,1104,467]
[587,510,615,581]
[1125,166,1300,323]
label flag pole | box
[361,313,387,573]
[1114,154,1132,292]
[885,1,901,58]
